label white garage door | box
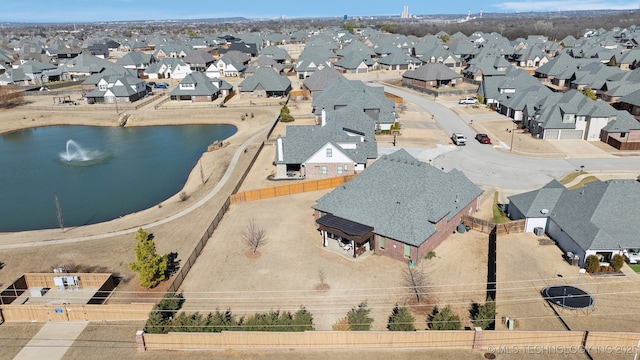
[544,129,560,140]
[559,130,583,140]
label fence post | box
[136,330,146,352]
[473,327,483,350]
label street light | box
[509,122,516,152]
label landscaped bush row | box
[144,293,314,334]
[584,254,625,274]
[144,294,496,334]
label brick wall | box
[305,163,356,179]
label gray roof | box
[602,110,640,132]
[512,180,640,251]
[535,90,617,130]
[276,106,377,165]
[169,72,232,97]
[311,78,397,125]
[313,149,483,247]
[238,67,291,92]
[303,67,346,93]
[402,63,462,81]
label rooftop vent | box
[540,208,549,215]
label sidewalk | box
[13,321,88,360]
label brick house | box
[313,149,483,263]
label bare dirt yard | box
[177,190,490,331]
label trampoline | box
[543,285,594,310]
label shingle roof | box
[238,67,291,92]
[402,63,462,81]
[510,179,640,251]
[313,149,483,247]
[276,106,377,165]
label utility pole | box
[54,192,65,232]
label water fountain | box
[61,139,90,162]
[59,139,109,165]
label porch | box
[316,214,374,259]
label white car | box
[451,133,467,146]
[458,97,477,105]
[623,249,640,264]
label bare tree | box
[402,263,427,303]
[242,218,267,254]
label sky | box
[0,0,638,23]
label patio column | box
[322,230,328,247]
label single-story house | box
[238,67,291,97]
[313,149,483,262]
[508,179,640,267]
[401,63,462,90]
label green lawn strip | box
[628,264,640,273]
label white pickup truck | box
[458,97,477,105]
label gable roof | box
[238,67,291,92]
[402,63,462,81]
[276,106,377,165]
[510,179,640,251]
[313,149,483,246]
[303,67,346,93]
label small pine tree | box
[428,305,462,330]
[144,293,184,334]
[130,228,169,288]
[347,302,374,331]
[279,104,294,122]
[584,255,601,274]
[611,254,625,272]
[293,307,315,331]
[473,297,496,330]
[208,308,237,332]
[387,304,416,331]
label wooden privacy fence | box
[138,329,640,352]
[230,175,357,204]
[1,303,154,322]
[461,215,525,235]
[166,142,264,293]
[142,330,476,351]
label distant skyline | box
[0,0,637,23]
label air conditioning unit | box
[534,227,544,236]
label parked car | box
[154,82,169,89]
[475,133,492,144]
[624,249,640,264]
[147,81,156,87]
[458,97,477,105]
[451,133,467,146]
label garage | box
[559,129,584,140]
[543,129,560,140]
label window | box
[321,166,327,175]
[621,132,627,138]
[379,237,385,249]
[337,166,343,175]
[344,164,348,171]
[404,244,411,258]
[326,148,332,157]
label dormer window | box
[563,113,575,123]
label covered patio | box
[316,214,374,259]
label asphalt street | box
[382,85,640,190]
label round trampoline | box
[543,285,594,310]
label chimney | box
[277,136,284,162]
[321,108,326,127]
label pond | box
[0,124,237,232]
